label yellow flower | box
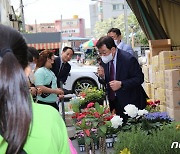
[176,124,180,130]
[120,148,131,154]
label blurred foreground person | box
[0,24,70,154]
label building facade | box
[89,0,131,35]
[0,0,13,26]
[55,17,85,37]
[26,16,85,38]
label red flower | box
[94,112,100,118]
[104,109,110,114]
[84,129,90,136]
[77,114,86,120]
[87,102,95,108]
[155,100,160,105]
[104,115,114,121]
[80,92,86,98]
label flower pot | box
[79,144,85,152]
[106,136,114,148]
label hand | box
[109,80,122,91]
[53,88,64,95]
[29,87,37,96]
[97,66,105,78]
[36,87,42,95]
[58,94,64,100]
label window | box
[112,4,124,11]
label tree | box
[93,13,148,46]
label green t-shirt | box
[34,67,57,103]
[0,103,70,154]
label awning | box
[28,42,60,50]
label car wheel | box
[73,79,97,94]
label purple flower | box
[144,112,172,121]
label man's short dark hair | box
[96,36,116,50]
[28,47,39,59]
[107,28,121,36]
[62,46,74,54]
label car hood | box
[70,64,97,73]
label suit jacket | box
[51,57,71,88]
[117,41,134,56]
[99,49,147,112]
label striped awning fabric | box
[28,42,60,50]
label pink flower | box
[84,129,90,136]
[87,102,95,108]
[94,112,100,118]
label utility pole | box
[59,14,63,55]
[20,0,25,32]
[124,0,129,44]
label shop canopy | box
[127,0,180,49]
[23,32,61,50]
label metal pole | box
[59,14,63,55]
[60,81,65,122]
[20,0,25,32]
[124,0,129,44]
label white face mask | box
[101,53,113,64]
[114,40,119,46]
[29,62,36,70]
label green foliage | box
[79,87,105,108]
[114,122,180,154]
[94,13,148,46]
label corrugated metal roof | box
[22,32,61,44]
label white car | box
[63,62,101,94]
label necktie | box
[60,63,65,72]
[109,60,115,101]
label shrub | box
[114,122,180,154]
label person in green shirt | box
[0,24,70,154]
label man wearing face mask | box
[107,28,134,56]
[96,36,147,121]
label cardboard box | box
[145,50,151,65]
[166,89,180,109]
[142,65,149,82]
[159,105,166,112]
[159,51,180,70]
[151,84,155,100]
[152,55,159,72]
[144,82,151,98]
[159,70,165,88]
[156,88,166,103]
[166,107,180,121]
[165,69,180,91]
[149,39,171,57]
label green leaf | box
[92,121,99,127]
[95,102,101,113]
[99,125,107,134]
[84,136,91,145]
[105,121,112,127]
[72,104,80,113]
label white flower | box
[124,104,138,118]
[110,115,123,128]
[138,109,148,116]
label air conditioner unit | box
[9,14,16,21]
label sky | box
[11,0,94,28]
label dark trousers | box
[37,100,59,111]
[109,97,128,123]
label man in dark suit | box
[51,47,74,90]
[96,36,147,120]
